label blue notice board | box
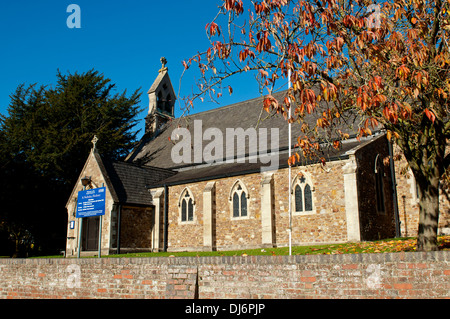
[76,187,106,218]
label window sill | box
[179,220,196,225]
[231,215,250,220]
[292,210,315,216]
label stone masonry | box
[394,144,450,237]
[155,135,397,252]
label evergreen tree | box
[0,69,142,256]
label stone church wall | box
[66,136,403,255]
[119,206,154,252]
[277,161,350,245]
[165,160,352,252]
[65,152,114,257]
[167,176,263,251]
[163,136,402,252]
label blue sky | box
[0,1,260,138]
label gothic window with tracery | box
[229,180,249,218]
[293,173,314,213]
[179,188,195,222]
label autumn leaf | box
[206,22,220,37]
[336,37,344,52]
[259,69,269,78]
[256,31,272,52]
[323,87,329,101]
[424,108,436,123]
[263,95,278,113]
[396,65,410,81]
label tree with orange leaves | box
[181,0,450,251]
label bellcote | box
[147,57,176,117]
[145,57,176,136]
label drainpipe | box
[163,184,169,252]
[288,68,292,256]
[116,204,122,255]
[388,139,401,237]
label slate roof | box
[99,156,175,206]
[122,89,382,189]
[149,136,378,187]
[126,90,363,170]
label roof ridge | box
[171,90,289,127]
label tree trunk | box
[12,238,20,258]
[416,176,440,251]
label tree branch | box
[444,152,450,171]
[429,0,442,55]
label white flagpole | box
[288,68,292,256]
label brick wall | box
[1,251,449,299]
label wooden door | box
[82,216,99,251]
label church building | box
[64,61,449,256]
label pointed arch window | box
[292,173,314,214]
[165,94,172,114]
[304,184,313,211]
[157,91,164,111]
[229,180,249,218]
[294,185,303,212]
[179,188,195,223]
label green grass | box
[25,235,450,259]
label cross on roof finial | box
[159,57,168,72]
[91,135,98,151]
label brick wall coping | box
[1,251,449,266]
